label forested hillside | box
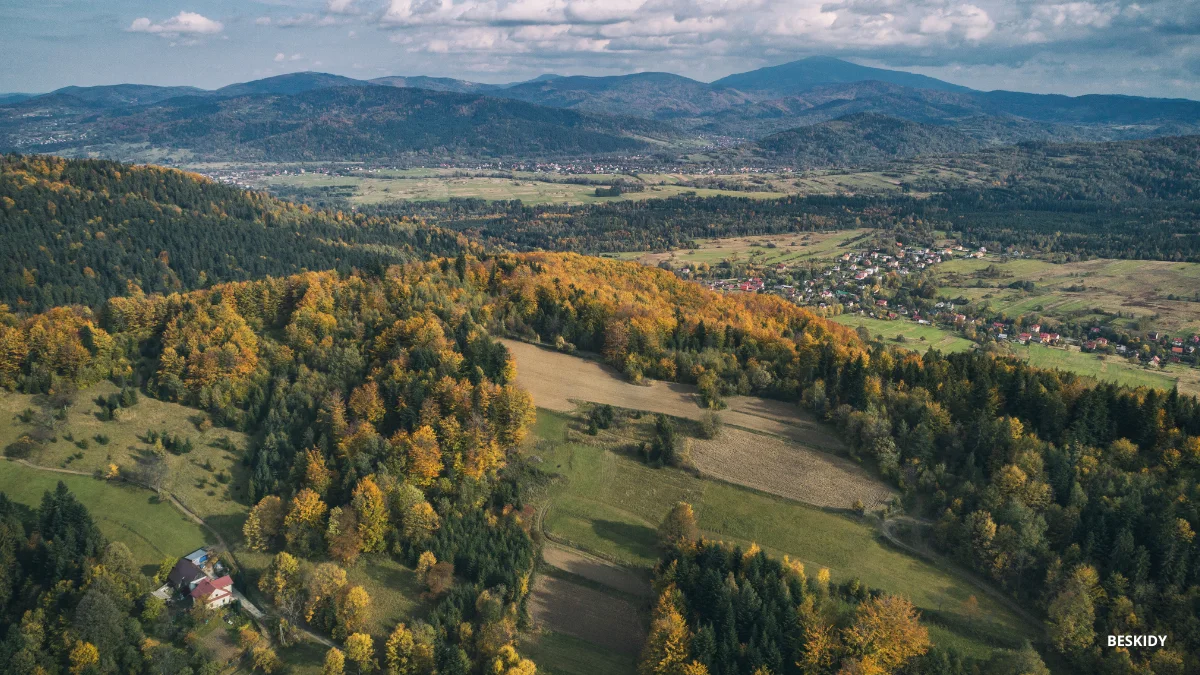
[489,253,1200,674]
[1,260,541,674]
[1,86,672,162]
[0,485,224,673]
[0,154,466,311]
[359,134,1200,261]
[743,113,981,168]
[4,247,1200,671]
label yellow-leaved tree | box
[639,586,691,675]
[352,476,389,553]
[842,594,929,673]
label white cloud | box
[128,11,224,37]
[920,5,994,41]
[256,16,273,26]
[327,0,358,14]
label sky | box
[2,0,1198,99]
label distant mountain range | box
[3,57,1198,164]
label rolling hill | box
[0,85,673,161]
[740,113,981,167]
[213,71,370,97]
[498,71,753,120]
[0,154,466,310]
[5,58,1199,163]
[712,55,972,97]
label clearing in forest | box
[502,339,891,511]
[0,381,252,543]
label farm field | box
[689,426,895,511]
[1009,343,1198,393]
[613,229,874,268]
[834,314,1200,393]
[501,339,842,450]
[257,172,787,205]
[528,574,646,657]
[933,256,1200,336]
[0,381,252,543]
[832,314,977,353]
[542,544,650,598]
[521,630,638,675]
[0,459,213,573]
[527,410,1035,657]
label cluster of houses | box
[154,547,237,611]
[699,243,987,313]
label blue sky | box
[3,0,1198,98]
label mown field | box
[832,314,977,353]
[0,381,252,543]
[527,409,1035,659]
[521,630,638,675]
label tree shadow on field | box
[591,519,657,559]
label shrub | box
[5,437,39,459]
[94,434,110,445]
[698,411,723,439]
[75,439,90,450]
[588,404,616,431]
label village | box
[695,240,1200,368]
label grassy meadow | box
[933,256,1200,336]
[832,315,977,353]
[0,381,252,543]
[0,460,212,574]
[527,409,1036,658]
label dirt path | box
[529,575,646,656]
[542,543,651,598]
[880,516,1044,635]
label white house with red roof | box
[190,575,235,610]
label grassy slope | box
[0,460,212,574]
[0,382,252,543]
[831,315,977,353]
[530,409,1034,658]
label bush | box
[75,439,90,450]
[94,434,110,445]
[588,404,615,431]
[698,412,723,439]
[4,437,39,459]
